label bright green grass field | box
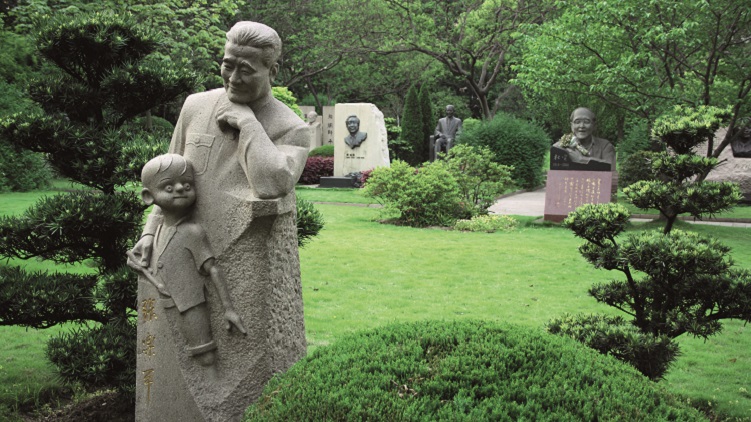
[1,186,750,419]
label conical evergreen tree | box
[418,85,434,162]
[400,83,424,165]
[0,12,196,396]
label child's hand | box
[224,309,247,335]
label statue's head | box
[570,107,596,142]
[221,22,281,104]
[445,105,455,118]
[346,115,360,134]
[141,154,196,213]
[306,111,318,124]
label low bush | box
[244,320,704,421]
[365,146,513,227]
[454,214,518,232]
[365,160,463,227]
[309,144,334,157]
[295,196,324,247]
[459,113,549,189]
[298,156,334,185]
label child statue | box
[128,154,246,368]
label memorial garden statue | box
[434,105,462,158]
[553,107,616,170]
[344,115,367,148]
[128,154,247,373]
[128,21,309,422]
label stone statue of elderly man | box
[130,21,309,422]
[553,107,615,170]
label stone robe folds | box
[136,88,309,422]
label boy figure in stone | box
[434,105,462,158]
[344,115,367,149]
[132,154,247,368]
[553,107,616,170]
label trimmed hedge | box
[245,320,705,421]
[298,156,334,184]
[309,144,334,157]
[459,113,549,189]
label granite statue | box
[552,108,615,170]
[129,21,309,422]
[128,154,247,372]
[344,115,367,149]
[434,105,462,158]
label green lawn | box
[1,185,750,419]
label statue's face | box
[221,42,278,104]
[446,106,455,118]
[570,109,595,142]
[346,118,359,134]
[149,165,196,213]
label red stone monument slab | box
[544,170,613,222]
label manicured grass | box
[295,185,378,204]
[1,185,750,419]
[617,191,751,219]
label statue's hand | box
[216,100,256,132]
[224,309,248,335]
[130,235,153,268]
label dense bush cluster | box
[618,150,659,187]
[0,141,52,192]
[459,113,549,189]
[298,156,334,184]
[244,320,704,421]
[365,145,513,227]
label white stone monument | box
[333,103,390,177]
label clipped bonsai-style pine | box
[0,12,195,396]
[550,105,751,380]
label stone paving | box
[488,188,751,228]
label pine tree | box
[0,13,195,396]
[418,85,434,162]
[400,84,424,165]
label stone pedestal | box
[136,193,306,422]
[544,170,614,222]
[333,103,390,177]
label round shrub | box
[459,113,549,189]
[308,144,334,157]
[244,320,704,421]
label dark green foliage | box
[47,321,136,396]
[619,150,659,187]
[308,144,334,157]
[617,119,655,164]
[0,12,194,396]
[459,113,549,189]
[547,314,679,381]
[295,196,324,247]
[418,86,434,153]
[244,320,704,421]
[0,140,52,192]
[400,84,425,165]
[298,157,334,185]
[559,189,751,379]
